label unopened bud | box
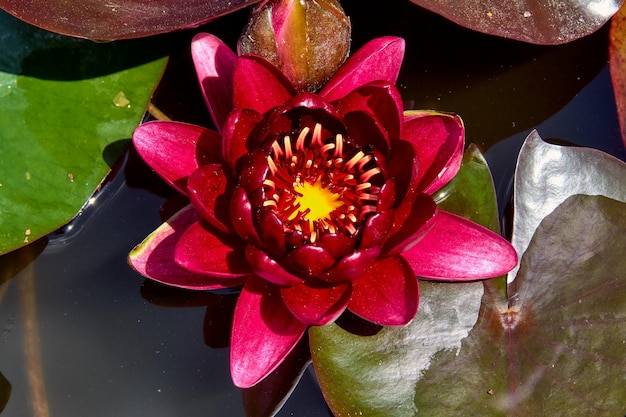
[238,0,351,92]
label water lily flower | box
[129,33,518,388]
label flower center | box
[262,123,382,243]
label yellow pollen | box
[290,177,344,224]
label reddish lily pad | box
[0,371,9,413]
[0,11,167,255]
[0,0,259,40]
[610,3,626,147]
[409,0,622,45]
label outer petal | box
[348,255,419,326]
[191,33,237,131]
[402,111,464,195]
[281,282,352,326]
[233,54,297,114]
[231,275,307,388]
[132,121,222,195]
[174,219,251,278]
[320,36,405,103]
[128,205,244,290]
[187,164,233,233]
[403,211,518,280]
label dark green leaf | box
[413,195,626,416]
[0,0,258,40]
[0,11,167,255]
[408,0,622,44]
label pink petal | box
[231,275,307,388]
[349,255,419,326]
[174,219,251,278]
[221,108,266,172]
[129,205,244,290]
[233,54,296,114]
[191,33,237,131]
[281,282,351,326]
[403,211,518,280]
[245,245,304,286]
[132,121,222,195]
[320,36,405,103]
[187,164,233,233]
[402,111,464,195]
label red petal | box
[403,211,518,280]
[229,186,263,246]
[132,121,222,195]
[174,219,251,278]
[320,37,405,103]
[257,209,287,256]
[349,255,419,326]
[359,210,394,249]
[402,111,464,194]
[187,164,233,233]
[321,246,381,284]
[233,55,296,114]
[221,109,266,172]
[282,245,336,278]
[191,33,237,131]
[338,81,403,152]
[245,245,304,286]
[383,193,438,254]
[281,282,351,325]
[129,205,245,290]
[231,276,307,388]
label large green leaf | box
[409,0,622,45]
[0,0,259,40]
[0,10,167,255]
[412,195,626,416]
[310,145,501,416]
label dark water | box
[0,1,624,416]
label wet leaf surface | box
[412,195,626,416]
[508,131,626,283]
[0,10,167,255]
[0,0,259,40]
[408,0,621,44]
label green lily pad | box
[0,10,167,255]
[310,145,501,416]
[412,195,626,416]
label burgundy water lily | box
[129,33,518,388]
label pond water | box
[1,1,624,416]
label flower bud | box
[238,0,351,92]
